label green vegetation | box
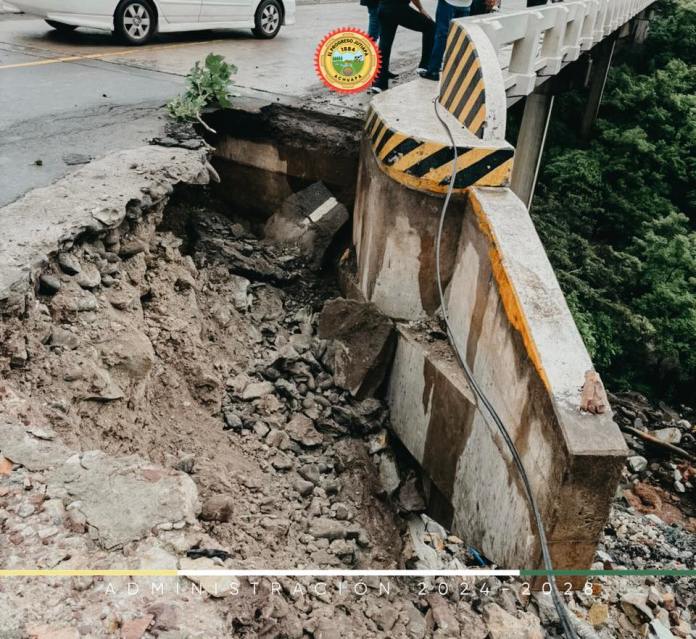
[531,0,696,405]
[167,54,236,131]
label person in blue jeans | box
[361,0,381,41]
[418,0,471,81]
[418,0,497,81]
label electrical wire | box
[431,95,579,639]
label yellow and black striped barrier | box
[438,21,487,138]
[365,108,513,194]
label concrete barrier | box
[351,16,629,572]
[386,187,626,570]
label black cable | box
[431,95,579,639]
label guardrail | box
[462,0,656,104]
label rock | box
[47,451,199,549]
[223,411,243,431]
[403,603,427,639]
[75,262,101,289]
[120,616,154,639]
[50,327,80,350]
[0,456,12,475]
[242,381,275,400]
[229,275,251,310]
[367,429,389,454]
[309,518,346,540]
[427,594,460,635]
[653,428,682,445]
[588,603,609,626]
[318,298,395,398]
[25,625,80,639]
[620,592,654,625]
[174,454,195,474]
[293,478,314,497]
[674,480,686,493]
[650,620,676,639]
[264,182,349,268]
[39,273,62,294]
[628,456,648,473]
[483,603,544,639]
[119,239,148,257]
[271,453,293,471]
[398,476,426,512]
[285,415,323,447]
[180,557,240,597]
[62,153,92,166]
[378,454,401,496]
[7,335,27,368]
[0,419,73,471]
[57,253,81,275]
[200,495,234,522]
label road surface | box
[0,4,433,206]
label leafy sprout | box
[167,53,237,132]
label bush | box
[531,0,696,405]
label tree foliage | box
[530,0,696,405]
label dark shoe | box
[418,69,439,81]
[387,71,398,80]
[367,86,383,95]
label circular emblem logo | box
[314,28,381,94]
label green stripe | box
[521,569,696,577]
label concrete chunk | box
[318,297,395,398]
[264,182,348,268]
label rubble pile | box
[0,170,693,638]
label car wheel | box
[45,20,78,32]
[252,0,282,39]
[115,0,156,45]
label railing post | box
[580,31,618,140]
[511,81,555,209]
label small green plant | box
[167,53,237,132]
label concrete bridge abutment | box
[350,15,631,575]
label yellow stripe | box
[371,121,386,144]
[468,103,487,135]
[365,111,378,132]
[441,27,466,86]
[455,77,484,124]
[377,132,407,161]
[422,147,493,184]
[441,41,473,107]
[389,142,442,172]
[0,570,178,577]
[372,123,390,150]
[0,41,209,71]
[442,48,477,110]
[475,157,513,186]
[368,114,383,137]
[469,192,551,392]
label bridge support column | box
[510,83,554,209]
[580,32,618,140]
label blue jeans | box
[427,0,470,76]
[367,3,380,42]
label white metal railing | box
[463,0,656,103]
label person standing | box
[370,0,435,93]
[418,0,471,81]
[361,0,381,41]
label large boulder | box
[48,451,200,549]
[318,298,395,398]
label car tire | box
[252,0,282,39]
[45,20,78,32]
[114,0,156,45]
